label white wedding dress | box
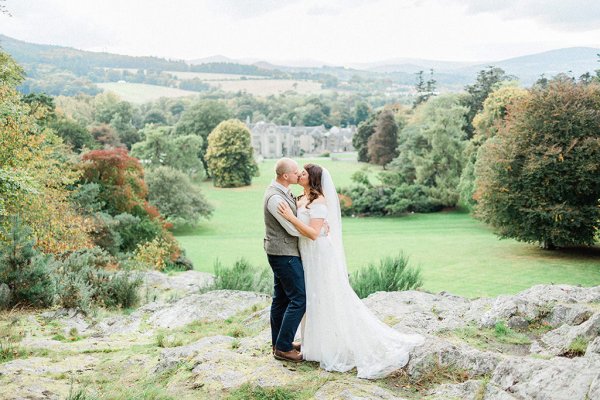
[297,169,424,379]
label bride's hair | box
[303,163,324,208]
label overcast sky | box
[1,0,599,65]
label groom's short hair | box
[275,158,296,177]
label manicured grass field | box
[174,157,600,298]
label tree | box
[131,127,205,179]
[145,166,213,228]
[51,118,96,152]
[462,66,514,138]
[475,78,600,249]
[80,147,151,216]
[175,100,232,171]
[353,112,378,162]
[1,51,92,254]
[353,102,370,125]
[383,94,468,209]
[367,110,398,168]
[413,69,437,108]
[89,123,123,148]
[458,85,529,209]
[205,119,258,188]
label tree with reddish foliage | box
[81,147,152,217]
[367,110,398,168]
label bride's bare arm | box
[278,202,325,241]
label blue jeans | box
[267,254,306,352]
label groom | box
[263,157,305,362]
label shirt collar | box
[271,180,292,196]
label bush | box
[145,166,213,228]
[52,247,142,311]
[133,237,172,271]
[350,254,423,299]
[211,258,271,294]
[0,216,57,308]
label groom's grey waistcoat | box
[263,186,300,257]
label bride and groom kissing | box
[263,157,424,379]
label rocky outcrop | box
[1,276,599,400]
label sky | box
[1,0,599,65]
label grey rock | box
[545,304,594,327]
[585,337,600,356]
[141,270,214,293]
[147,290,270,329]
[314,380,407,399]
[427,379,485,400]
[363,290,484,334]
[491,355,600,400]
[154,335,234,373]
[532,312,600,357]
[406,336,501,380]
[480,285,600,328]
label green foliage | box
[211,258,272,294]
[0,216,57,308]
[51,117,96,152]
[475,78,600,248]
[145,166,213,228]
[0,51,24,86]
[205,119,259,188]
[367,110,398,167]
[131,127,205,179]
[462,66,514,138]
[175,100,232,168]
[384,94,468,208]
[112,212,163,253]
[350,254,423,299]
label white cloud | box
[452,0,600,31]
[0,0,598,64]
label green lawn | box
[174,157,600,298]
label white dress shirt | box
[267,180,300,237]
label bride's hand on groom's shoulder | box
[278,202,294,220]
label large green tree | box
[205,119,258,188]
[475,78,600,249]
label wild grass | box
[350,254,423,298]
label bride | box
[277,163,424,379]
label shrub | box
[0,216,57,308]
[133,237,171,270]
[350,254,423,299]
[211,258,272,294]
[145,166,213,228]
[52,247,142,310]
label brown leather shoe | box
[274,348,303,362]
[272,342,301,353]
